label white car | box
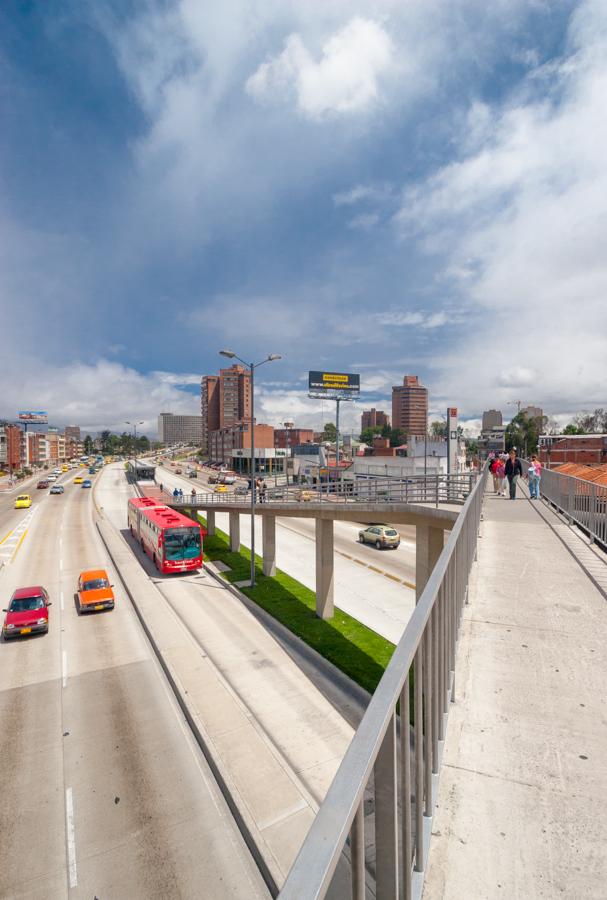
[47,474,57,481]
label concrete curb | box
[203,560,371,728]
[95,516,279,898]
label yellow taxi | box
[62,465,69,472]
[14,494,32,509]
[214,484,228,493]
[74,476,84,485]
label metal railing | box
[537,467,607,547]
[278,464,488,899]
[163,472,477,509]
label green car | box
[358,525,401,549]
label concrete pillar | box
[262,516,276,576]
[415,524,444,601]
[315,518,334,619]
[206,510,215,536]
[229,511,240,552]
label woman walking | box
[528,454,542,499]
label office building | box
[158,413,204,446]
[200,364,252,453]
[65,425,81,443]
[361,409,390,432]
[521,405,543,421]
[391,375,428,437]
[482,410,502,431]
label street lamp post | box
[219,350,282,587]
[125,420,144,481]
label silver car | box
[358,525,401,549]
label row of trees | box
[95,431,151,455]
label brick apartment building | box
[361,408,390,432]
[539,434,607,467]
[201,364,252,453]
[392,375,428,437]
[274,427,314,448]
[209,422,274,465]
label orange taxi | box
[77,569,115,614]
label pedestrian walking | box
[173,487,179,498]
[261,480,267,503]
[490,456,501,493]
[191,488,196,502]
[496,456,507,496]
[505,448,523,499]
[527,454,542,499]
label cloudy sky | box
[1,0,605,436]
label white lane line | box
[59,556,63,572]
[62,651,68,688]
[65,787,78,888]
[60,590,64,611]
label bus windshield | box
[164,527,201,560]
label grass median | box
[198,517,395,695]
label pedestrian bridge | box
[276,469,607,899]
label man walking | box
[505,448,523,500]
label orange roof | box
[553,463,607,484]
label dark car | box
[2,586,51,638]
[82,479,92,489]
[37,480,50,489]
[188,470,198,479]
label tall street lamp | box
[125,420,144,480]
[219,349,282,587]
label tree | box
[563,423,584,435]
[322,422,337,442]
[429,420,447,440]
[83,435,94,454]
[573,408,607,433]
[389,428,407,447]
[100,430,112,453]
[359,426,382,444]
[505,412,547,455]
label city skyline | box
[1,3,605,432]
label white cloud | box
[333,184,377,206]
[394,0,607,416]
[374,310,448,329]
[0,357,201,436]
[246,17,394,118]
[347,213,380,230]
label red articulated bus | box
[127,497,204,573]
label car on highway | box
[74,476,83,484]
[2,586,51,638]
[358,524,401,550]
[50,484,65,495]
[77,569,115,613]
[82,479,92,489]
[175,468,183,474]
[295,489,316,502]
[14,494,32,509]
[214,484,228,493]
[37,480,50,489]
[188,470,197,478]
[234,484,248,495]
[46,473,57,481]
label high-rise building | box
[391,375,428,437]
[521,405,543,421]
[201,364,252,453]
[361,409,390,432]
[65,425,81,442]
[158,413,204,446]
[482,409,503,431]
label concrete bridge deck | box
[423,484,607,899]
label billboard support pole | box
[335,398,341,477]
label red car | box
[37,480,50,489]
[2,586,51,639]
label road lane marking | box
[62,651,68,688]
[60,590,64,611]
[0,527,15,546]
[11,528,28,562]
[65,787,78,888]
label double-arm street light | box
[125,420,144,479]
[219,349,282,587]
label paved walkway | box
[424,487,607,900]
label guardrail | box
[276,464,488,899]
[536,466,607,547]
[163,472,477,508]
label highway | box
[157,463,418,642]
[0,467,269,898]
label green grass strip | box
[197,515,395,695]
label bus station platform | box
[423,486,607,899]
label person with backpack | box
[527,454,542,499]
[505,449,523,499]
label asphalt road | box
[0,467,268,898]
